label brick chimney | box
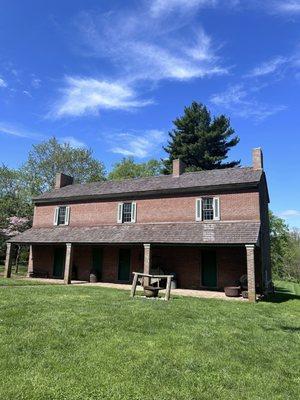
[252,148,263,170]
[172,159,186,177]
[55,173,74,189]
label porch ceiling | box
[8,221,260,245]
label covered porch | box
[5,222,261,301]
[4,241,259,302]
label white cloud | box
[210,84,286,120]
[110,129,165,158]
[31,78,41,88]
[23,90,32,97]
[0,78,7,88]
[246,56,288,78]
[150,0,218,17]
[51,4,228,119]
[280,209,300,217]
[60,136,87,148]
[0,122,42,138]
[121,36,227,82]
[51,77,153,118]
[274,1,300,13]
[75,10,228,84]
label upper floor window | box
[196,197,220,221]
[54,206,70,226]
[117,202,136,223]
[202,198,214,220]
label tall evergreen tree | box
[163,102,240,173]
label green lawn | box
[0,281,299,400]
[0,264,56,286]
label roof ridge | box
[33,165,261,202]
[54,165,254,188]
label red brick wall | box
[32,245,54,276]
[73,245,92,280]
[31,244,143,282]
[33,190,260,227]
[31,244,262,290]
[152,246,201,289]
[217,247,247,288]
[153,246,250,289]
[258,180,271,288]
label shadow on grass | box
[263,286,300,303]
[279,325,300,333]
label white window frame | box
[195,197,220,221]
[54,205,70,226]
[117,202,137,224]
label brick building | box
[4,148,271,302]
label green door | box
[201,251,217,288]
[92,247,103,280]
[53,247,65,278]
[118,249,131,282]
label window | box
[117,202,136,223]
[203,198,214,220]
[195,197,220,221]
[58,206,67,225]
[54,206,70,226]
[122,203,132,223]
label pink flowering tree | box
[2,216,30,273]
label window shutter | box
[53,207,59,226]
[195,198,202,221]
[131,202,137,223]
[117,203,123,223]
[213,197,220,221]
[65,206,70,225]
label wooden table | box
[130,272,174,301]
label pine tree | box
[163,102,240,173]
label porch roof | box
[8,221,260,245]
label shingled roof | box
[8,222,261,245]
[33,167,263,203]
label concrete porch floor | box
[22,277,245,301]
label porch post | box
[246,244,256,303]
[4,243,13,278]
[143,243,151,287]
[27,245,34,277]
[64,243,73,284]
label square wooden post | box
[143,244,151,287]
[246,244,256,303]
[27,245,34,277]
[64,243,73,285]
[165,276,172,301]
[130,273,139,298]
[4,243,13,278]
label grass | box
[0,265,56,286]
[0,281,299,399]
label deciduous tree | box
[108,157,163,180]
[21,137,106,196]
[270,211,300,282]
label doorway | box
[201,250,217,288]
[118,248,131,282]
[53,247,65,278]
[92,247,103,280]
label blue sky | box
[0,0,300,227]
